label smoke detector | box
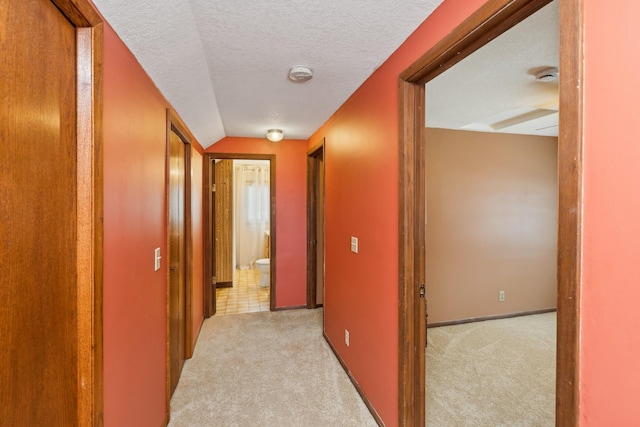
[535,67,559,82]
[288,65,313,82]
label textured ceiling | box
[426,0,559,137]
[92,0,444,147]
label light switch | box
[350,236,358,254]
[154,248,161,271]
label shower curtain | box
[234,163,270,270]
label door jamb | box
[203,153,277,313]
[307,138,325,309]
[397,0,583,425]
[49,0,104,424]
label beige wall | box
[425,128,557,323]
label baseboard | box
[272,304,306,311]
[427,307,557,328]
[323,332,384,426]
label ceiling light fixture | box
[266,129,284,142]
[535,67,559,82]
[288,65,313,82]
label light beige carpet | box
[426,312,556,426]
[168,308,377,427]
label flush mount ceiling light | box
[535,67,559,82]
[266,129,284,142]
[288,65,313,82]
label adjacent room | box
[424,1,558,424]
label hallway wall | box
[308,0,487,424]
[103,23,204,426]
[206,137,307,307]
[580,1,640,424]
[310,0,640,425]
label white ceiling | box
[426,0,559,137]
[92,0,444,147]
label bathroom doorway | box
[203,154,276,317]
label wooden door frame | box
[44,0,105,424]
[397,0,583,425]
[165,111,194,410]
[306,138,325,309]
[203,153,277,315]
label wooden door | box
[214,159,233,286]
[0,0,99,423]
[169,130,186,395]
[307,145,325,308]
[315,153,325,306]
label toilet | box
[255,258,270,287]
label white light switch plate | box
[154,248,161,271]
[351,236,358,253]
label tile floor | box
[215,269,270,315]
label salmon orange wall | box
[581,1,640,424]
[102,22,206,425]
[103,24,168,426]
[307,0,494,424]
[206,137,308,307]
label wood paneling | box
[214,160,234,285]
[1,0,104,423]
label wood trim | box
[164,110,172,422]
[203,155,214,317]
[556,0,583,424]
[90,22,105,427]
[47,1,105,424]
[184,139,193,359]
[216,281,233,288]
[323,332,384,426]
[307,138,325,155]
[398,78,425,427]
[400,0,553,85]
[427,308,557,328]
[76,26,96,427]
[204,153,277,310]
[51,0,102,27]
[398,0,581,425]
[273,305,307,312]
[307,155,317,308]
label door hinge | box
[212,184,216,192]
[419,284,425,299]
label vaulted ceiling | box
[92,0,445,147]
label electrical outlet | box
[499,290,505,302]
[350,236,358,253]
[345,329,350,347]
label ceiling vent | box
[535,67,559,82]
[288,65,313,82]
